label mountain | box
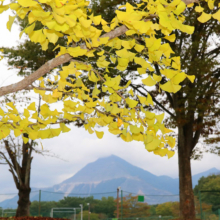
[192,167,220,187]
[54,155,179,195]
[0,155,219,208]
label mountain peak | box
[62,155,137,184]
[96,154,126,162]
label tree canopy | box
[0,0,219,158]
[194,174,220,208]
[1,0,220,219]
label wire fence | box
[0,190,220,219]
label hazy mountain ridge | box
[0,155,219,208]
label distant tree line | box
[3,174,220,219]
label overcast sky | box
[0,7,220,201]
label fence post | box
[38,190,41,217]
[121,190,123,220]
[199,191,203,220]
[117,188,120,219]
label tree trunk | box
[16,186,31,217]
[178,125,196,220]
[3,138,33,217]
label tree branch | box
[0,151,20,189]
[0,54,72,97]
[4,140,22,185]
[130,83,176,118]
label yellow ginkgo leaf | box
[145,138,161,151]
[155,113,164,123]
[53,12,66,24]
[138,95,146,104]
[142,76,157,86]
[22,136,29,144]
[55,0,64,8]
[121,132,133,142]
[41,39,49,51]
[153,74,162,82]
[67,47,87,57]
[187,3,194,8]
[172,72,186,84]
[0,5,9,14]
[134,44,144,53]
[126,98,138,108]
[7,15,16,31]
[198,12,212,23]
[117,118,123,127]
[60,123,71,133]
[29,30,46,43]
[167,150,175,159]
[92,15,101,25]
[95,130,104,139]
[166,136,176,148]
[186,74,195,83]
[195,6,204,12]
[164,34,176,42]
[130,125,141,134]
[212,10,220,22]
[79,17,92,28]
[17,0,38,7]
[43,29,63,44]
[89,71,99,82]
[146,94,154,106]
[181,24,194,35]
[25,22,35,35]
[10,3,20,11]
[133,20,152,33]
[117,58,129,71]
[208,0,214,10]
[121,39,135,49]
[92,84,100,96]
[29,130,38,140]
[27,102,36,111]
[154,148,168,157]
[160,81,181,93]
[174,1,186,15]
[14,129,22,137]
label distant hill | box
[0,155,219,208]
[191,167,220,187]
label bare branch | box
[9,169,20,189]
[4,140,22,185]
[182,0,199,4]
[0,151,20,188]
[129,83,176,118]
[0,54,72,97]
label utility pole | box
[73,208,76,220]
[87,203,90,220]
[117,187,120,219]
[79,204,83,220]
[121,190,123,220]
[38,190,41,217]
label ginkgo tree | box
[0,0,220,219]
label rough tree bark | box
[16,186,31,216]
[178,124,195,220]
[2,136,33,217]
